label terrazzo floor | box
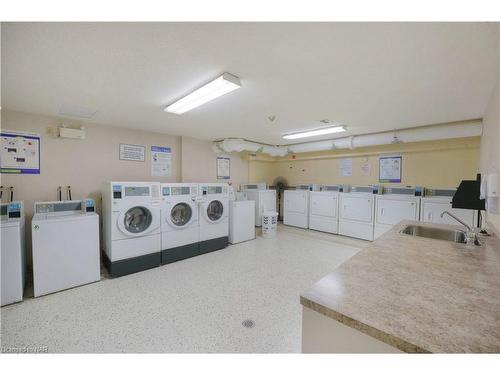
[1,224,365,353]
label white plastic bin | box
[262,211,278,238]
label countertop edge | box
[300,296,430,353]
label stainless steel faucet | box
[440,211,479,245]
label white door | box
[421,201,475,226]
[285,191,308,214]
[376,198,418,226]
[202,199,227,223]
[165,201,196,229]
[310,193,337,218]
[340,195,373,223]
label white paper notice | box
[361,158,371,176]
[151,146,172,177]
[120,144,145,162]
[340,158,352,177]
[217,156,230,180]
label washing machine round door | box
[205,200,224,223]
[119,206,153,236]
[170,202,193,227]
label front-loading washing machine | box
[1,201,25,306]
[198,183,229,255]
[160,183,200,264]
[102,181,161,277]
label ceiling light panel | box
[165,73,241,114]
[283,125,346,140]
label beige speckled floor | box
[1,224,364,353]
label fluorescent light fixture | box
[165,73,241,114]
[283,125,346,140]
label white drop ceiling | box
[1,22,497,144]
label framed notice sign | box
[1,131,41,174]
[216,156,230,180]
[119,143,145,162]
[379,155,402,183]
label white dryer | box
[374,186,422,239]
[32,199,100,297]
[284,185,320,229]
[240,183,276,227]
[420,188,476,227]
[241,183,267,191]
[1,201,25,306]
[160,183,199,264]
[338,185,380,241]
[309,185,341,234]
[198,183,229,254]
[102,181,161,277]
[228,194,256,244]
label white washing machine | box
[338,185,381,241]
[283,185,320,229]
[309,185,342,234]
[240,183,276,227]
[374,186,422,239]
[160,183,200,264]
[32,199,100,297]
[420,188,476,227]
[102,181,161,277]
[1,201,25,306]
[198,183,229,254]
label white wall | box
[480,25,500,234]
[0,110,250,264]
[181,136,249,189]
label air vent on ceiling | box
[59,105,98,119]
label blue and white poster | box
[1,131,41,174]
[151,146,172,177]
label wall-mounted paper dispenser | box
[481,172,499,214]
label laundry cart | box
[338,185,381,241]
[374,186,422,239]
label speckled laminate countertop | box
[300,220,500,353]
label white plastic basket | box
[262,211,278,238]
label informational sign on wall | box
[379,154,402,183]
[217,156,230,180]
[119,143,145,162]
[1,130,41,174]
[361,158,371,176]
[340,158,352,177]
[151,146,172,177]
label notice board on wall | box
[216,156,230,180]
[0,130,41,174]
[151,146,172,177]
[379,154,402,183]
[119,143,145,162]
